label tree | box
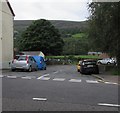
[62,36,89,55]
[88,2,120,69]
[18,19,64,55]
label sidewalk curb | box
[92,74,105,82]
[92,74,120,85]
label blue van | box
[33,56,46,70]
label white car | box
[11,55,38,72]
[97,58,116,65]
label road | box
[1,65,119,111]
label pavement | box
[101,75,120,84]
[92,73,120,85]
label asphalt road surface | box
[1,65,119,111]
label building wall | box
[0,1,2,69]
[0,1,14,69]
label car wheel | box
[35,66,38,71]
[11,69,15,72]
[44,67,46,70]
[107,62,110,65]
[28,66,32,72]
[80,71,83,74]
[98,62,101,65]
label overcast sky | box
[9,0,91,21]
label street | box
[2,65,119,111]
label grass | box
[72,33,87,39]
[74,55,99,59]
[46,55,100,60]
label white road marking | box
[7,76,17,79]
[21,76,31,79]
[105,82,118,85]
[37,74,50,79]
[98,103,120,107]
[39,77,50,80]
[53,71,59,74]
[53,78,65,81]
[69,79,81,83]
[33,98,47,101]
[0,75,4,78]
[42,74,50,76]
[86,80,99,84]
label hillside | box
[14,20,88,34]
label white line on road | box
[21,76,32,80]
[86,80,99,84]
[69,79,81,83]
[98,103,120,107]
[33,98,47,101]
[53,71,59,74]
[0,75,4,78]
[37,74,50,79]
[104,82,118,85]
[7,76,17,79]
[39,77,50,80]
[53,78,65,81]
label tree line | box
[88,2,120,69]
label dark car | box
[80,60,99,74]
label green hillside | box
[14,20,88,34]
[14,20,89,55]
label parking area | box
[1,65,119,85]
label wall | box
[0,1,14,69]
[0,0,2,69]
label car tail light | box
[26,56,29,64]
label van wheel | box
[28,66,32,72]
[11,69,15,72]
[35,66,38,71]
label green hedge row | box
[46,55,100,61]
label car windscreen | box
[18,56,27,61]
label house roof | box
[6,0,15,16]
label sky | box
[9,0,91,22]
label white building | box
[0,0,15,69]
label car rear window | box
[83,61,96,65]
[14,55,20,60]
[18,56,27,61]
